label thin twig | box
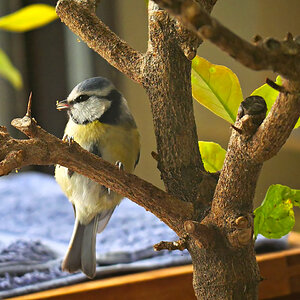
[266,78,288,94]
[231,124,242,134]
[26,92,33,118]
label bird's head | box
[57,77,134,126]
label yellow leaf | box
[198,141,226,173]
[251,76,300,129]
[0,4,58,32]
[0,48,22,89]
[192,56,243,124]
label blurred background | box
[0,0,299,227]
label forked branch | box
[250,79,300,163]
[153,0,300,163]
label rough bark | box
[192,98,266,299]
[143,2,205,204]
[1,1,300,299]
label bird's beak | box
[56,99,70,111]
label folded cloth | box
[0,172,289,298]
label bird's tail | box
[61,215,98,279]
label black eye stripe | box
[74,94,89,103]
[69,90,119,106]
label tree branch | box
[250,79,300,163]
[153,0,300,81]
[0,114,193,235]
[206,97,266,248]
[56,0,145,84]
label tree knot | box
[227,215,253,248]
[184,220,215,248]
[232,95,267,136]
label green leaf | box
[254,184,300,239]
[251,76,300,129]
[0,4,58,32]
[0,48,22,89]
[198,141,226,173]
[192,56,243,124]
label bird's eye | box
[75,94,89,103]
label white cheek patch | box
[71,97,111,124]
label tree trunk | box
[144,4,204,204]
[143,3,261,299]
[190,244,259,299]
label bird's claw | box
[63,135,74,146]
[115,161,124,170]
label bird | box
[55,77,140,279]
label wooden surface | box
[10,232,300,300]
[10,265,195,300]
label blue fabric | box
[0,172,190,298]
[0,172,289,298]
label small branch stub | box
[235,95,267,136]
[151,151,159,162]
[235,216,248,228]
[184,220,215,248]
[230,124,242,134]
[228,216,252,247]
[266,78,288,94]
[153,234,189,251]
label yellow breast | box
[55,119,140,224]
[64,120,140,172]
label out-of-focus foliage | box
[0,4,58,32]
[0,48,22,89]
[0,4,57,89]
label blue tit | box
[55,77,140,278]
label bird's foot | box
[115,160,124,171]
[63,134,74,146]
